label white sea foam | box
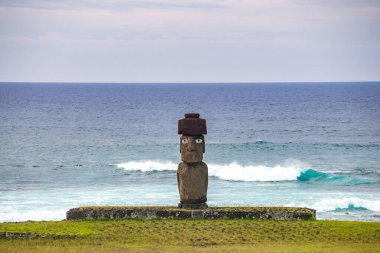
[314,198,380,212]
[0,210,67,222]
[116,160,308,182]
[289,198,380,212]
[208,162,305,181]
[116,160,177,171]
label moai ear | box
[203,140,205,153]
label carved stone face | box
[180,135,205,163]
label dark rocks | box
[179,203,209,209]
[0,232,31,239]
[66,206,317,221]
[0,232,77,239]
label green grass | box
[1,219,379,252]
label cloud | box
[0,1,326,45]
[0,0,225,11]
[0,0,379,82]
[295,0,380,8]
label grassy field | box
[1,219,379,252]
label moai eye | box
[181,139,188,144]
[195,138,203,144]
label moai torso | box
[177,161,208,204]
[177,113,208,209]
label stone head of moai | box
[178,113,207,163]
[180,135,205,163]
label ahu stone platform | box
[66,206,316,221]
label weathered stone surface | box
[177,162,208,205]
[180,135,205,163]
[179,203,208,209]
[66,206,317,221]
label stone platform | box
[66,206,316,221]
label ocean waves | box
[116,161,177,172]
[291,198,380,212]
[297,169,345,181]
[208,162,305,182]
[210,141,380,149]
[1,209,66,222]
[116,160,347,182]
[116,160,379,185]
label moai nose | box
[186,139,197,151]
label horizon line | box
[1,81,379,85]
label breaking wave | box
[116,161,379,185]
[116,161,177,172]
[207,162,305,181]
[116,160,330,182]
[297,169,345,181]
[310,198,380,212]
[0,209,67,222]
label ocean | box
[0,82,379,222]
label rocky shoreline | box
[66,206,316,221]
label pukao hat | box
[178,113,207,136]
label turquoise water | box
[0,82,379,221]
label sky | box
[0,0,379,83]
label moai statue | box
[177,113,208,209]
